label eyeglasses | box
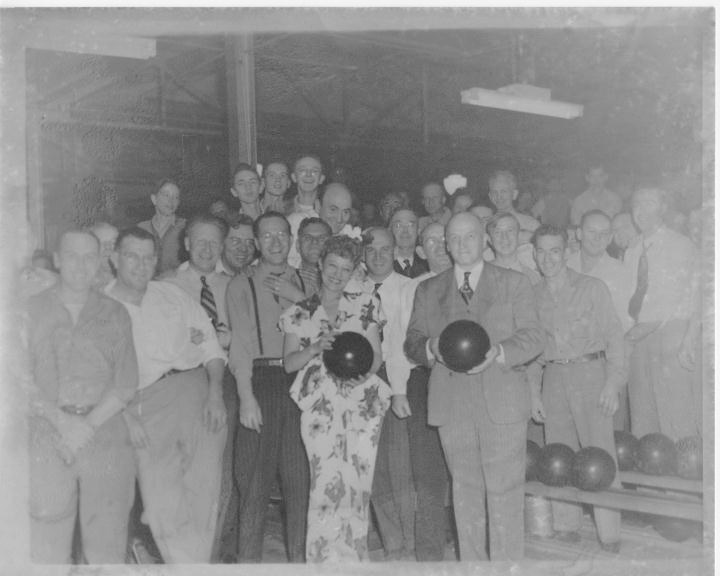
[391,222,417,231]
[258,231,290,242]
[300,234,329,245]
[424,237,445,247]
[227,238,255,248]
[296,168,321,177]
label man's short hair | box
[292,153,323,173]
[232,162,260,182]
[298,216,332,237]
[57,228,100,251]
[154,178,180,196]
[632,187,669,207]
[361,226,394,248]
[531,224,568,249]
[321,235,363,268]
[317,182,351,206]
[488,170,517,190]
[579,209,611,228]
[115,226,158,252]
[486,211,520,236]
[227,213,255,230]
[252,210,291,238]
[263,158,289,171]
[185,213,229,241]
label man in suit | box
[391,209,429,278]
[405,212,544,561]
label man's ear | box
[512,189,519,202]
[229,187,239,199]
[259,179,266,196]
[416,245,427,260]
[576,228,583,243]
[318,174,326,186]
[150,194,158,208]
[184,236,191,253]
[110,251,119,270]
[314,199,321,213]
[291,172,298,185]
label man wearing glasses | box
[390,209,429,279]
[221,215,257,276]
[226,211,309,563]
[296,217,331,296]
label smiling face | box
[451,193,473,214]
[446,213,485,268]
[420,222,451,273]
[298,221,330,265]
[364,229,395,280]
[256,215,291,266]
[534,233,567,279]
[292,156,325,195]
[489,215,520,258]
[151,182,180,217]
[320,252,355,293]
[379,193,403,223]
[186,222,224,274]
[317,184,352,235]
[55,232,100,292]
[389,209,418,251]
[231,169,263,204]
[264,162,290,198]
[632,189,666,236]
[489,174,517,212]
[578,212,612,257]
[223,223,256,272]
[113,236,157,293]
[421,183,446,217]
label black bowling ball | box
[438,320,491,373]
[676,435,702,480]
[571,446,616,492]
[537,443,575,487]
[323,331,373,380]
[637,433,678,476]
[652,516,702,543]
[614,430,640,472]
[526,440,542,482]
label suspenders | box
[295,269,306,296]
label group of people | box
[22,154,702,565]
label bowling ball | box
[438,320,491,373]
[323,331,373,380]
[614,430,640,472]
[637,433,678,476]
[537,443,575,487]
[571,446,616,492]
[652,516,702,543]
[676,435,702,480]
[526,440,542,481]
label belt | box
[59,404,95,416]
[253,358,284,368]
[547,351,606,365]
[157,367,193,382]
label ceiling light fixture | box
[461,83,583,119]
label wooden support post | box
[225,35,257,169]
[421,62,430,147]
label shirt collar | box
[454,260,484,290]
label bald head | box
[317,183,352,234]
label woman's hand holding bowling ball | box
[312,333,336,357]
[598,382,619,417]
[466,344,499,374]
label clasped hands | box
[428,337,499,375]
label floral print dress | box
[279,290,390,562]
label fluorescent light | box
[461,84,583,119]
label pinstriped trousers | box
[438,379,526,561]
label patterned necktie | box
[628,243,649,323]
[403,259,411,274]
[270,272,282,303]
[460,271,474,305]
[200,275,218,328]
[373,282,384,342]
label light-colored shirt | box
[623,226,697,323]
[226,263,303,388]
[161,261,232,327]
[532,193,571,228]
[106,280,225,390]
[531,268,625,390]
[570,188,623,227]
[567,251,633,331]
[490,254,542,286]
[418,207,452,234]
[454,260,485,292]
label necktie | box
[270,272,282,303]
[373,282,384,342]
[200,276,219,328]
[403,259,411,274]
[628,243,649,323]
[460,271,474,305]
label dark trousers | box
[234,365,309,563]
[406,366,451,561]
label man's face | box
[224,223,256,271]
[446,213,485,268]
[611,214,636,249]
[231,169,262,204]
[586,168,608,191]
[113,237,157,292]
[292,157,325,194]
[320,253,355,293]
[93,226,118,261]
[364,230,395,280]
[318,185,352,235]
[210,200,230,219]
[298,222,330,265]
[390,209,418,250]
[470,205,494,229]
[578,213,612,257]
[55,232,100,292]
[256,216,291,266]
[186,222,223,274]
[632,190,665,234]
[489,175,517,212]
[264,162,290,198]
[534,234,567,278]
[421,223,451,272]
[489,216,520,258]
[151,183,180,217]
[451,193,473,215]
[421,184,445,216]
[379,193,403,223]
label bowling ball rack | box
[525,471,703,522]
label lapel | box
[472,264,497,321]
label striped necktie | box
[373,282,384,342]
[628,243,649,323]
[200,275,219,328]
[460,271,474,305]
[402,259,411,275]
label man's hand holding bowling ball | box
[429,337,499,374]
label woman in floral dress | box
[280,235,390,563]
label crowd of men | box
[22,155,702,564]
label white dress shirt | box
[161,261,232,327]
[106,280,226,389]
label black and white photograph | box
[0,6,713,576]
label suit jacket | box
[404,263,544,427]
[394,256,430,279]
